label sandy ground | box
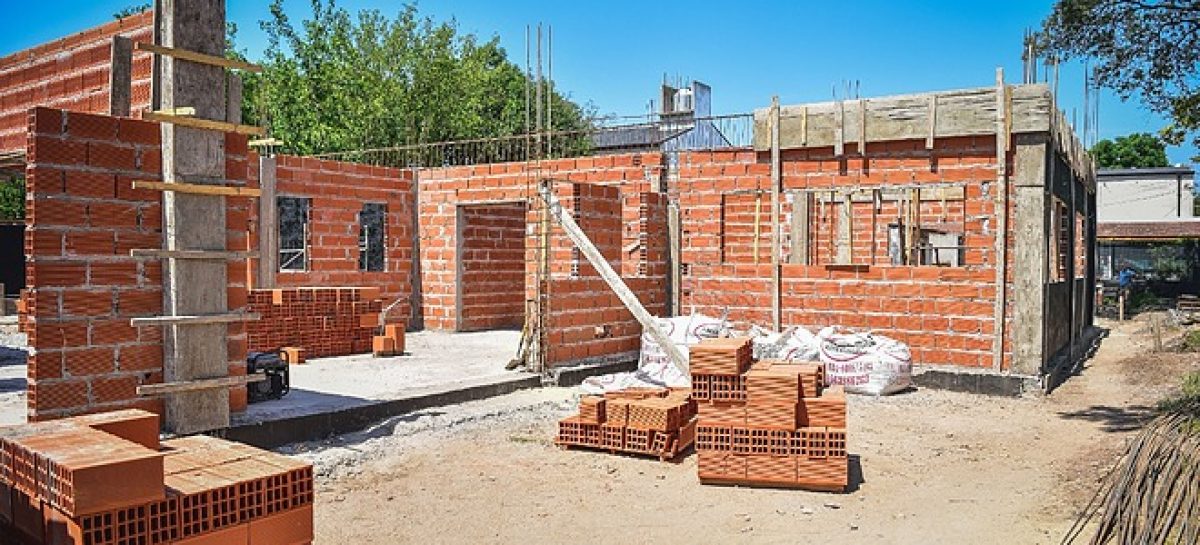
[285,315,1200,545]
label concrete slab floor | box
[235,329,525,425]
[0,328,526,428]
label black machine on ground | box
[246,351,290,403]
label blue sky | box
[4,0,1197,165]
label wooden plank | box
[926,95,937,149]
[789,193,809,265]
[141,111,265,136]
[770,97,782,331]
[248,138,283,147]
[132,179,262,197]
[135,41,263,72]
[151,107,196,116]
[130,312,261,326]
[137,375,266,396]
[131,249,259,260]
[992,68,1009,372]
[538,182,689,374]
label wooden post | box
[109,36,132,117]
[770,96,782,332]
[991,67,1010,372]
[538,182,688,374]
[668,203,682,316]
[159,0,232,434]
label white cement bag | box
[818,326,913,395]
[580,313,726,394]
[750,326,821,362]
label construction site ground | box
[286,315,1200,545]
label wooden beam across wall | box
[142,111,265,136]
[754,84,1053,151]
[135,41,263,72]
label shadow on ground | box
[1057,404,1156,433]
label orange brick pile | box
[0,409,314,545]
[372,324,406,357]
[248,287,383,358]
[693,338,849,491]
[556,388,697,461]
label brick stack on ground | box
[693,338,849,491]
[372,324,406,357]
[0,409,314,545]
[556,388,697,461]
[247,287,383,359]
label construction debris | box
[373,324,406,357]
[0,409,314,545]
[556,388,697,461]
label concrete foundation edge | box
[219,373,542,449]
[912,367,1037,397]
[548,356,638,387]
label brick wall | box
[246,287,382,357]
[269,155,412,324]
[674,139,1011,370]
[459,202,526,331]
[0,11,154,155]
[22,107,253,421]
[418,154,663,332]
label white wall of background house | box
[1096,167,1195,221]
[1095,167,1199,282]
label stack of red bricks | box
[372,324,406,357]
[247,287,383,358]
[556,388,697,461]
[693,338,849,491]
[0,409,314,545]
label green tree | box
[1040,1,1200,161]
[242,0,591,158]
[113,3,150,20]
[0,176,24,221]
[1090,133,1171,168]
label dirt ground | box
[284,315,1200,545]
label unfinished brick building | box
[11,14,1096,427]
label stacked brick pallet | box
[247,287,383,358]
[0,409,314,545]
[693,338,849,491]
[556,388,697,461]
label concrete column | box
[1010,133,1050,376]
[108,36,132,117]
[256,156,277,288]
[160,0,230,433]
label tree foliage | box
[1090,132,1171,167]
[113,3,150,20]
[1040,0,1200,161]
[0,176,24,221]
[242,0,591,157]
